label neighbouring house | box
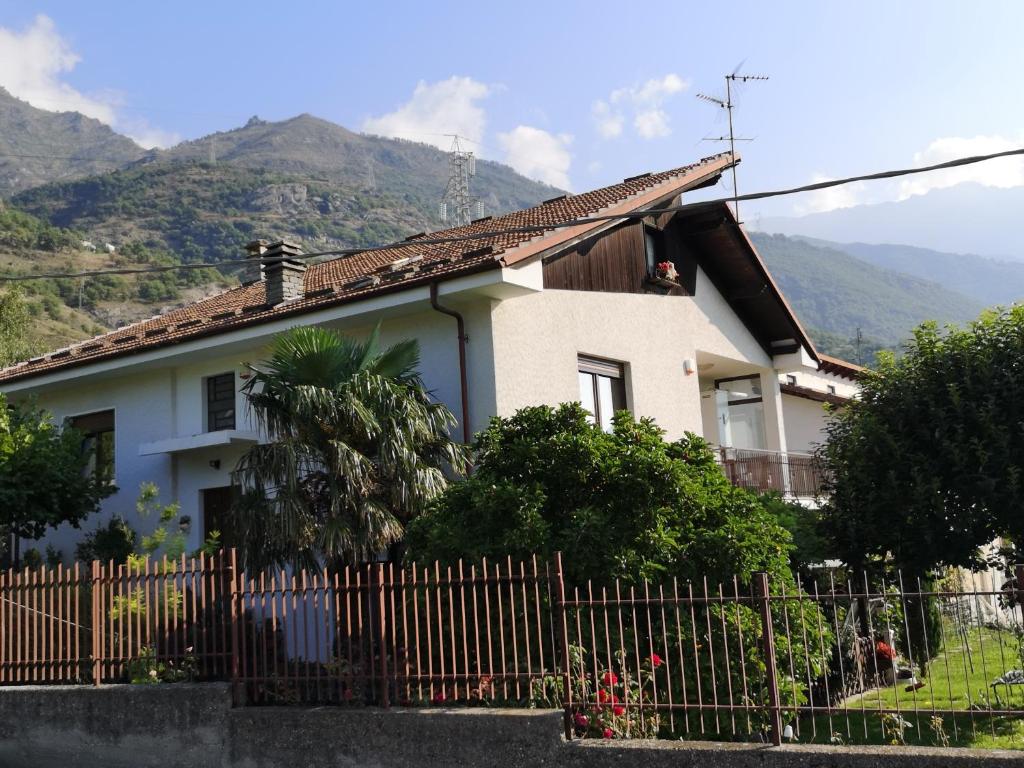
[0,152,860,558]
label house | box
[0,152,860,557]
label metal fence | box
[2,551,1023,747]
[718,447,825,499]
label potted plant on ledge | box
[648,260,680,289]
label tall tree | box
[230,325,467,571]
[819,307,1024,575]
[0,288,35,369]
[0,394,114,567]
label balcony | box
[717,446,825,499]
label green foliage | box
[406,403,834,740]
[820,306,1024,576]
[761,493,830,574]
[0,394,114,560]
[406,404,794,587]
[134,481,186,562]
[806,327,891,366]
[0,288,36,368]
[126,645,198,684]
[752,232,983,352]
[75,516,137,564]
[231,325,468,571]
[0,208,79,252]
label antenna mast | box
[439,135,483,227]
[696,68,768,222]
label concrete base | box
[0,684,1021,768]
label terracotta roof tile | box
[0,153,733,385]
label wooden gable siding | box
[542,220,648,293]
[542,217,694,296]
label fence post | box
[754,571,782,746]
[375,562,390,708]
[228,549,241,706]
[1016,563,1024,614]
[91,560,102,686]
[553,552,572,740]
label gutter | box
[429,283,470,445]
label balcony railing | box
[717,446,825,499]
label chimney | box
[262,240,307,305]
[245,239,269,283]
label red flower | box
[601,671,618,686]
[613,705,626,716]
[603,728,614,739]
[875,641,897,661]
[597,689,619,704]
[342,689,354,701]
[649,653,663,668]
[574,713,589,728]
[432,691,446,704]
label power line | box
[1,145,1022,283]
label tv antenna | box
[439,135,484,227]
[696,66,768,222]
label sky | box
[0,1,1023,219]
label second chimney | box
[261,240,307,305]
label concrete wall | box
[0,684,1020,768]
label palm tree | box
[229,325,468,571]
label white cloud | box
[792,134,1024,215]
[634,110,671,139]
[793,174,871,215]
[496,126,572,189]
[591,100,623,138]
[0,15,179,148]
[119,118,181,150]
[362,77,489,150]
[593,74,689,140]
[898,135,1024,199]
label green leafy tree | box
[0,394,114,566]
[406,404,796,587]
[0,288,35,368]
[819,307,1024,576]
[405,404,832,737]
[230,325,467,571]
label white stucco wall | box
[487,266,777,441]
[781,395,831,454]
[782,368,859,399]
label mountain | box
[754,183,1024,261]
[750,232,985,353]
[0,88,146,197]
[8,114,561,270]
[0,106,561,338]
[794,238,1024,308]
[161,114,553,216]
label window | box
[578,356,627,432]
[68,410,115,483]
[643,225,664,276]
[715,375,767,451]
[206,373,236,431]
[785,374,797,385]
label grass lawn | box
[799,623,1024,749]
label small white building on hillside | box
[0,152,860,559]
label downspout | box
[429,282,471,445]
